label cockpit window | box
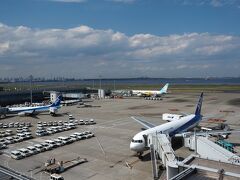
[131,139,143,143]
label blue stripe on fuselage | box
[169,115,202,137]
[10,105,60,114]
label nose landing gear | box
[137,152,143,159]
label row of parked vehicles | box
[16,127,31,133]
[0,122,32,129]
[0,127,31,138]
[37,119,96,127]
[11,131,95,160]
[0,130,13,137]
[0,132,33,147]
[36,123,76,136]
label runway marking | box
[95,136,106,158]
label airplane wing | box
[131,116,156,129]
[18,110,35,116]
[175,130,240,137]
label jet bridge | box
[148,133,240,180]
[184,135,240,165]
[148,133,178,180]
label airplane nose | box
[130,142,137,151]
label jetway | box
[147,133,240,180]
[184,136,240,165]
[147,133,178,180]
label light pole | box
[99,75,102,90]
[113,80,116,91]
[29,75,33,105]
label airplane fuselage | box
[7,95,62,116]
[130,114,201,152]
[8,105,58,114]
[132,90,164,96]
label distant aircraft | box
[8,95,62,117]
[132,83,169,97]
[130,93,204,156]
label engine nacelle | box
[18,112,27,117]
[162,113,184,122]
[49,107,58,116]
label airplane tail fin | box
[50,95,62,107]
[195,92,203,116]
[160,83,169,94]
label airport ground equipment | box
[144,97,162,100]
[215,139,235,153]
[50,173,64,180]
[44,157,87,174]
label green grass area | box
[1,82,240,93]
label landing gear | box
[50,113,56,116]
[137,152,143,159]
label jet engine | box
[49,107,58,116]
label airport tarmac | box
[0,92,240,180]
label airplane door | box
[143,135,148,147]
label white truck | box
[50,173,64,180]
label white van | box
[45,140,57,148]
[27,146,40,154]
[50,174,64,180]
[18,148,32,157]
[58,136,71,144]
[11,150,23,160]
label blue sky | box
[0,0,240,78]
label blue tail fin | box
[195,92,203,115]
[50,95,62,107]
[159,83,169,94]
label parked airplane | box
[8,95,62,117]
[130,93,240,156]
[130,93,203,155]
[132,83,169,97]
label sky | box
[0,0,240,78]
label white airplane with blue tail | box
[132,83,169,97]
[130,92,240,156]
[8,95,62,117]
[130,93,204,154]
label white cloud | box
[0,23,240,78]
[178,0,240,7]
